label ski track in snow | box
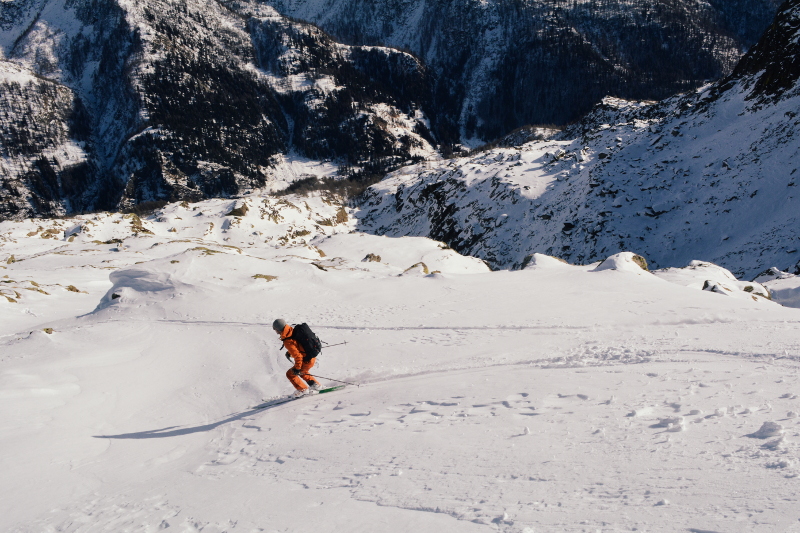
[203,361,800,532]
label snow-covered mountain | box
[3,3,800,530]
[262,0,781,140]
[357,0,800,279]
[0,0,785,221]
[0,0,442,220]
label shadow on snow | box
[93,404,282,440]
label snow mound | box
[98,266,180,309]
[92,245,316,316]
[653,260,740,289]
[521,253,574,270]
[700,280,771,303]
[652,416,686,432]
[312,233,490,275]
[753,267,796,283]
[591,252,650,274]
[654,260,773,303]
[749,421,784,439]
[627,406,655,418]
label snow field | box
[1,194,800,532]
[228,361,800,531]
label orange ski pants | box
[286,358,320,390]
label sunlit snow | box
[1,194,799,532]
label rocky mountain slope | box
[0,0,788,228]
[0,0,443,220]
[0,62,96,217]
[262,0,781,140]
[356,0,800,279]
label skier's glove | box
[292,367,304,376]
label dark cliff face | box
[0,64,98,220]
[730,0,800,99]
[114,0,288,206]
[0,0,443,219]
[262,0,781,140]
[249,17,439,166]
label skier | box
[273,318,322,397]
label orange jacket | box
[280,324,308,371]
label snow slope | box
[2,195,800,532]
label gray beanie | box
[272,318,287,333]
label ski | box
[319,385,346,394]
[251,385,347,410]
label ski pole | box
[322,341,347,348]
[300,372,359,387]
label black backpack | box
[290,323,322,361]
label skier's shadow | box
[93,405,276,440]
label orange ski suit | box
[280,324,320,391]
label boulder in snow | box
[226,202,250,217]
[399,262,430,276]
[702,280,771,301]
[655,260,772,302]
[64,223,83,239]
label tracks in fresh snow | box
[193,359,800,532]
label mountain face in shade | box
[356,0,800,278]
[261,0,781,140]
[729,0,800,99]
